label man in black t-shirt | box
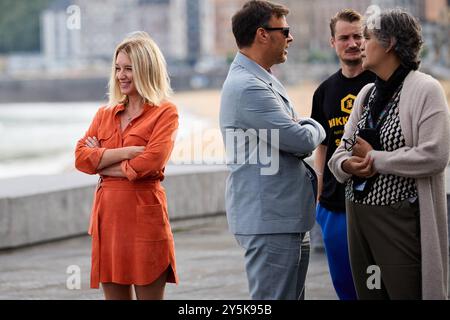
[310,9,375,300]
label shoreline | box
[170,79,450,165]
[173,80,450,121]
[0,80,448,177]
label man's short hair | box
[232,0,289,49]
[330,9,362,37]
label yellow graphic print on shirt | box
[327,94,356,146]
[341,94,356,114]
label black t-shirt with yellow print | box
[311,69,375,212]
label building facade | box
[34,0,450,75]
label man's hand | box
[352,137,373,158]
[342,155,377,178]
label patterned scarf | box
[370,64,411,124]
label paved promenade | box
[0,215,336,300]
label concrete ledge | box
[1,164,449,250]
[0,165,227,250]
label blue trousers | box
[235,232,310,300]
[316,203,357,300]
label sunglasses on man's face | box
[263,26,290,38]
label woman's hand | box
[85,135,144,160]
[122,146,145,159]
[342,155,377,178]
[85,136,100,148]
[98,163,125,177]
[352,137,374,158]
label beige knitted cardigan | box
[329,70,450,300]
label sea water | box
[0,102,207,179]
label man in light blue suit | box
[220,0,326,300]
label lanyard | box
[366,84,403,129]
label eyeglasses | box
[343,131,358,152]
[262,26,290,38]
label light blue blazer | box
[219,52,325,235]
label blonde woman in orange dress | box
[75,32,178,300]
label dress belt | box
[99,178,161,190]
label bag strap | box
[367,84,403,129]
[301,159,318,201]
[363,84,375,108]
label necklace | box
[124,98,144,122]
[125,109,140,121]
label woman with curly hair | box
[329,9,450,299]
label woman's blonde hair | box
[107,31,172,107]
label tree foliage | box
[0,0,53,53]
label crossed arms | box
[75,106,178,181]
[83,136,144,177]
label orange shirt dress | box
[75,102,179,289]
